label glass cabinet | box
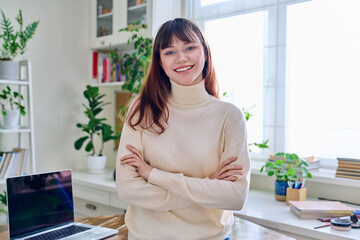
[127,0,147,25]
[96,0,114,38]
[90,0,151,50]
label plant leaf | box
[74,136,89,150]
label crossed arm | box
[116,106,250,211]
[120,144,243,182]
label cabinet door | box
[118,0,152,46]
[90,0,121,49]
[90,0,152,50]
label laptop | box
[6,170,118,240]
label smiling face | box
[160,36,206,86]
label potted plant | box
[260,152,312,201]
[0,85,25,129]
[0,9,39,79]
[74,85,119,173]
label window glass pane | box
[204,11,265,150]
[286,0,360,159]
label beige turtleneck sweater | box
[116,80,251,240]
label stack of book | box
[0,148,29,179]
[336,158,360,180]
[92,51,126,84]
[289,200,354,219]
[268,155,321,173]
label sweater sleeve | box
[147,105,251,211]
[116,116,194,211]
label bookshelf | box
[0,60,36,183]
[92,81,124,87]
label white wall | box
[0,0,119,172]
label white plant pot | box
[86,155,107,173]
[0,60,18,80]
[3,109,20,129]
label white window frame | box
[186,0,309,161]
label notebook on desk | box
[6,170,118,240]
[289,200,354,219]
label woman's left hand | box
[120,144,153,181]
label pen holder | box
[286,188,307,205]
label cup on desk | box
[286,188,307,205]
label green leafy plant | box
[0,85,26,116]
[116,21,152,94]
[0,191,6,206]
[0,9,39,61]
[74,85,119,156]
[241,105,269,152]
[0,191,6,214]
[260,152,312,182]
[108,21,152,138]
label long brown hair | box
[127,18,219,134]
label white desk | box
[235,190,360,240]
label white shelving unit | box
[92,81,124,87]
[0,60,36,182]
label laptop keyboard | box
[24,225,91,240]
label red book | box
[92,52,98,79]
[106,58,111,82]
[102,58,107,82]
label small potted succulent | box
[260,152,312,201]
[74,85,119,173]
[0,9,39,79]
[0,85,26,129]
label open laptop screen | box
[7,170,74,239]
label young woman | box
[116,18,250,240]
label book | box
[337,162,360,169]
[335,173,360,180]
[0,152,7,174]
[289,200,354,219]
[336,168,360,174]
[3,151,20,179]
[337,158,360,163]
[97,52,109,83]
[20,148,29,175]
[13,148,26,176]
[92,51,98,80]
[0,152,13,178]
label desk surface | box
[235,190,360,240]
[0,214,294,240]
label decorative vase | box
[275,180,288,201]
[3,109,20,129]
[86,155,107,173]
[0,60,18,80]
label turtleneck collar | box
[168,79,212,106]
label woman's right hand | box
[209,157,243,181]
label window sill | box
[251,158,360,189]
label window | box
[204,12,265,151]
[188,0,360,166]
[286,0,360,165]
